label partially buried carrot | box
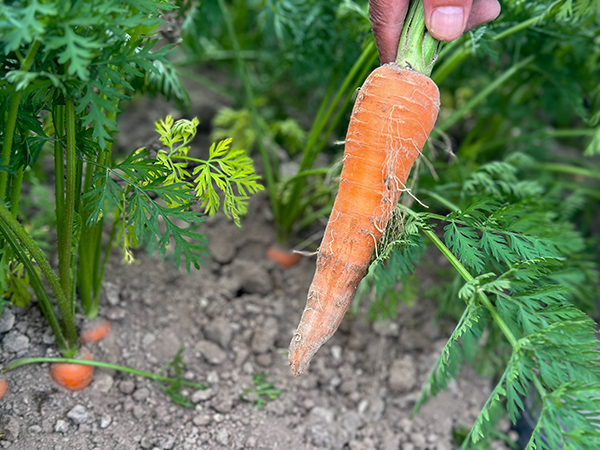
[288,2,441,377]
[0,376,7,401]
[49,347,94,390]
[80,317,111,344]
[267,246,302,268]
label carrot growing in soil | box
[80,317,111,344]
[0,376,7,401]
[289,0,441,376]
[49,347,94,391]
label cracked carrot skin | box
[289,63,440,377]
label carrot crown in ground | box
[288,0,442,376]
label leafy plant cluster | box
[0,0,263,360]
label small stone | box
[373,319,400,337]
[410,432,426,447]
[203,318,233,349]
[133,387,150,402]
[206,371,220,384]
[28,425,42,433]
[191,388,216,403]
[133,405,146,419]
[103,281,120,306]
[211,394,233,414]
[215,428,229,446]
[330,345,343,360]
[2,330,29,353]
[195,340,227,365]
[192,414,211,426]
[0,310,15,333]
[142,333,156,348]
[54,419,69,433]
[67,405,89,424]
[91,372,114,393]
[119,380,136,394]
[106,308,126,320]
[250,316,279,353]
[388,355,417,392]
[231,259,273,295]
[255,353,272,367]
[99,414,112,429]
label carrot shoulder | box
[289,63,439,376]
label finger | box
[369,0,410,64]
[465,0,501,31]
[423,0,473,41]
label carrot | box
[288,63,439,376]
[49,347,94,391]
[80,317,111,344]
[267,246,302,268]
[0,376,7,401]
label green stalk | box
[0,203,78,356]
[217,0,278,220]
[0,41,41,200]
[9,168,24,216]
[433,13,552,85]
[58,99,77,301]
[0,218,68,351]
[422,227,518,347]
[54,105,66,248]
[433,56,534,136]
[395,0,442,76]
[534,162,600,181]
[3,357,207,390]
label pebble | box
[106,308,126,320]
[54,419,69,433]
[203,318,233,349]
[91,372,114,393]
[28,425,42,433]
[2,330,29,353]
[215,428,229,446]
[250,316,279,353]
[67,405,89,424]
[195,340,227,365]
[133,405,146,419]
[103,281,120,306]
[0,310,15,333]
[191,388,216,403]
[373,320,400,337]
[231,259,273,295]
[99,414,112,429]
[192,414,211,426]
[255,353,272,367]
[388,355,417,392]
[206,371,220,384]
[133,387,150,402]
[331,345,343,360]
[119,380,136,394]
[410,432,426,447]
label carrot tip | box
[266,246,302,269]
[0,377,8,401]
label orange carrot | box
[0,376,7,401]
[267,246,302,268]
[289,63,439,376]
[80,317,111,344]
[49,347,94,391]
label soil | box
[0,75,507,450]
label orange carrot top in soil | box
[0,377,7,401]
[49,347,94,391]
[288,63,440,376]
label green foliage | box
[241,372,282,411]
[154,347,207,408]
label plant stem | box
[0,41,41,200]
[0,204,78,356]
[3,357,207,389]
[395,0,442,76]
[0,218,68,351]
[9,168,24,216]
[217,0,278,220]
[433,56,534,137]
[422,227,518,347]
[534,162,600,181]
[54,105,66,249]
[59,99,77,301]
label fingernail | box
[431,6,465,39]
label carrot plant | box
[0,0,262,364]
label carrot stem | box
[395,0,441,76]
[0,40,40,201]
[3,357,207,389]
[0,204,78,356]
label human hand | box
[369,0,501,64]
